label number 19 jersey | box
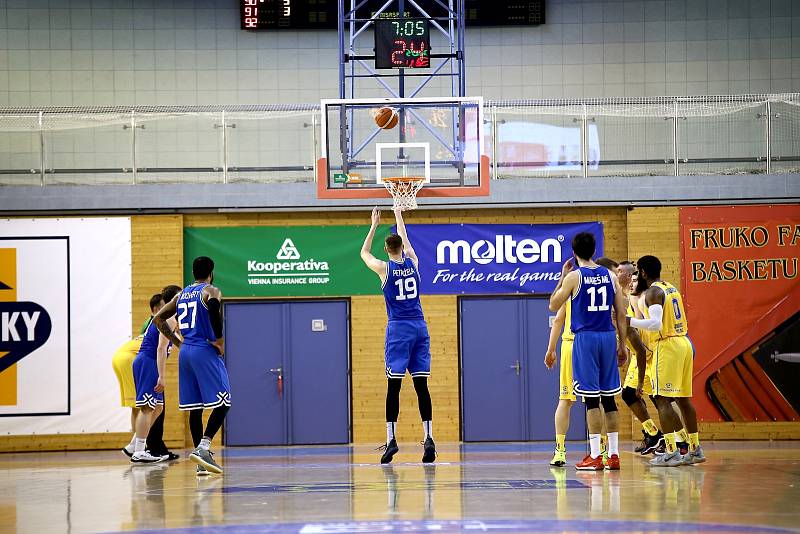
[571,265,615,332]
[177,282,216,346]
[383,257,424,321]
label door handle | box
[269,368,283,399]
[510,360,521,376]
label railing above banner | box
[0,94,798,186]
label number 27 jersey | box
[177,282,217,346]
[383,257,425,321]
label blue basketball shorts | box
[178,343,232,411]
[132,353,163,409]
[385,319,431,379]
[572,330,621,398]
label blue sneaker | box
[684,445,706,465]
[650,450,683,467]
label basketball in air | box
[375,106,399,129]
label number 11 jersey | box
[177,282,217,346]
[382,257,425,321]
[571,265,615,333]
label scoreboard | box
[374,19,431,69]
[241,0,545,30]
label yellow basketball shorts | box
[112,339,142,408]
[559,338,576,401]
[623,353,653,396]
[652,336,694,398]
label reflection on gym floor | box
[0,441,798,533]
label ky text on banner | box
[402,222,604,294]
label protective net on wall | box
[0,95,798,186]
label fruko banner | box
[402,222,604,294]
[680,205,800,421]
[184,225,392,297]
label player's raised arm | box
[360,207,387,281]
[544,304,566,369]
[549,259,577,312]
[154,295,182,349]
[393,207,417,265]
[612,273,628,365]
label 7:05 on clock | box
[389,20,427,36]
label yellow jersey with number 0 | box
[652,281,688,338]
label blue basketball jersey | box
[571,265,615,332]
[138,317,160,359]
[177,282,217,346]
[383,257,425,321]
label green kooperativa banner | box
[183,225,392,297]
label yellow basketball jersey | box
[625,299,636,352]
[652,281,688,338]
[562,299,574,341]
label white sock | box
[199,437,211,451]
[134,437,146,453]
[386,422,396,444]
[589,434,601,459]
[422,421,432,439]
[608,432,619,456]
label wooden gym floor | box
[1,441,798,533]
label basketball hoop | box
[383,177,425,211]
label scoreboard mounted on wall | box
[240,0,545,30]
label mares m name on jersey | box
[571,265,615,332]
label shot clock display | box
[374,18,431,69]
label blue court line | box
[107,518,800,534]
[219,442,585,459]
[219,479,587,494]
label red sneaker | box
[576,454,605,471]
[604,454,620,470]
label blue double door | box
[460,297,586,442]
[224,300,350,446]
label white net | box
[0,94,798,185]
[383,177,426,210]
[490,94,800,118]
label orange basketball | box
[375,106,399,129]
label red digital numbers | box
[243,0,258,28]
[390,39,430,68]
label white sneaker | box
[122,444,134,458]
[130,450,166,464]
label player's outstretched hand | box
[155,376,165,393]
[371,206,381,227]
[544,349,556,369]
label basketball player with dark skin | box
[155,257,229,475]
[631,255,705,466]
